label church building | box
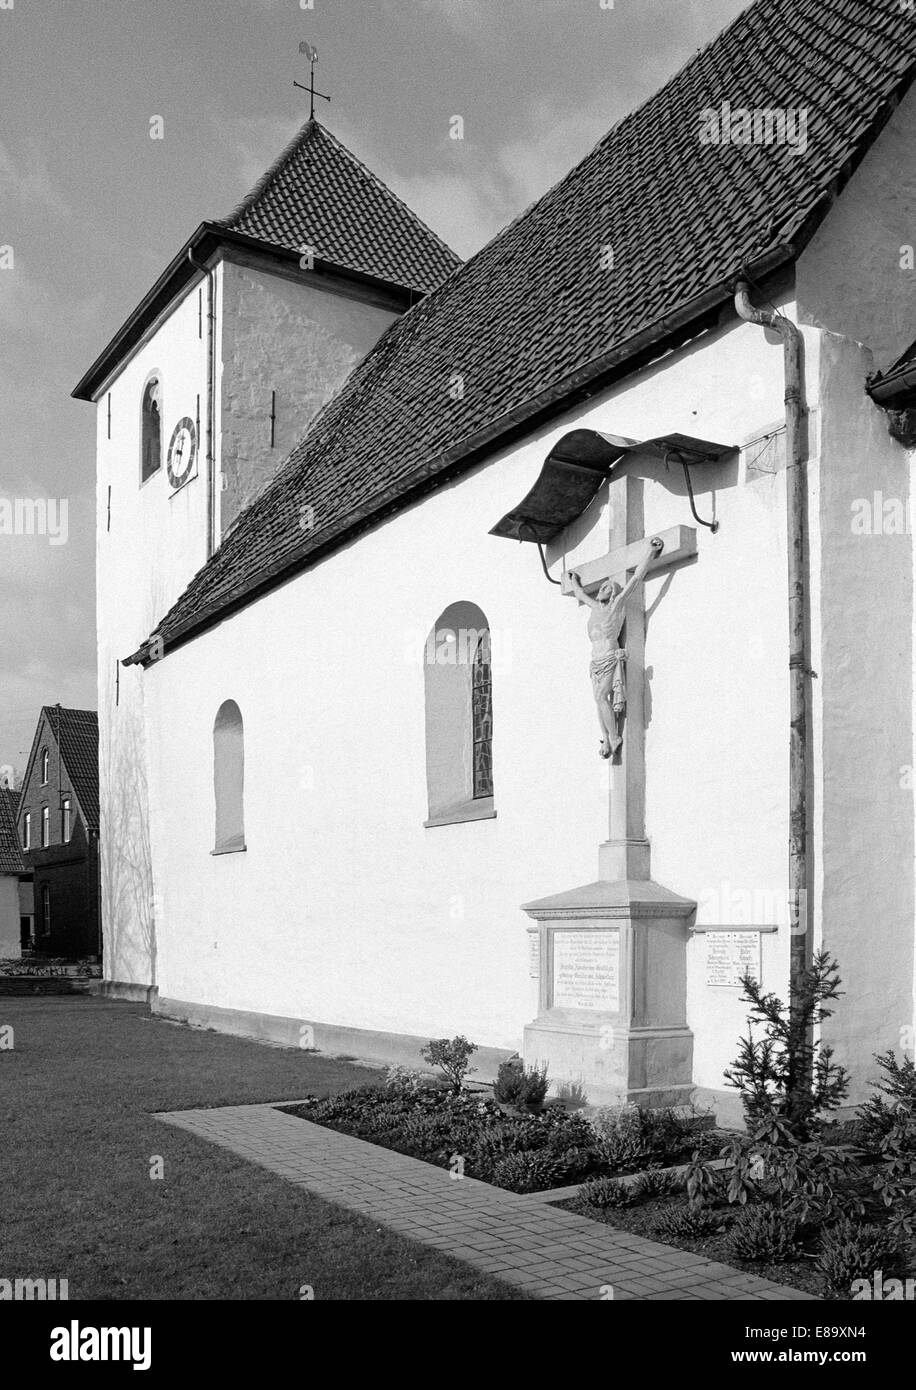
[74,0,916,1121]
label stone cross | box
[564,476,696,883]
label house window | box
[424,601,496,827]
[62,798,71,844]
[41,884,50,937]
[213,700,245,853]
[41,806,49,848]
[23,812,31,850]
[141,373,163,483]
[40,748,49,785]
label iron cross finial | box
[295,44,331,121]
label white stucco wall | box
[797,82,916,371]
[216,261,399,537]
[814,334,915,1100]
[95,278,211,988]
[141,304,808,1096]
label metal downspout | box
[733,281,810,1029]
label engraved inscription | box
[552,931,620,1011]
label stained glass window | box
[472,631,493,799]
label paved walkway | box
[158,1102,816,1301]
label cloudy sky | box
[0,0,749,772]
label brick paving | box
[157,1102,818,1302]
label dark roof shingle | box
[0,788,25,874]
[140,0,916,660]
[46,708,99,830]
[222,118,461,294]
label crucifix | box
[295,44,331,120]
[563,475,696,882]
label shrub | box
[816,1217,907,1297]
[590,1105,702,1173]
[578,1175,636,1209]
[651,1204,716,1239]
[631,1167,682,1202]
[554,1080,588,1109]
[723,951,850,1139]
[420,1036,477,1092]
[493,1055,550,1108]
[858,1051,916,1155]
[384,1065,426,1096]
[489,1151,564,1194]
[724,1204,800,1263]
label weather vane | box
[295,43,331,121]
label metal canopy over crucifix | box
[295,44,331,120]
[492,426,733,884]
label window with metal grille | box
[472,632,493,799]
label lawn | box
[0,997,527,1300]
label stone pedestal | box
[523,879,695,1107]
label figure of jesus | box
[567,537,664,759]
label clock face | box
[167,416,198,490]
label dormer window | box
[40,748,49,785]
[141,374,163,483]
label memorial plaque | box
[552,931,620,1011]
[528,932,540,980]
[706,930,761,987]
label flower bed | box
[557,1186,826,1296]
[280,1079,719,1193]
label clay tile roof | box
[221,118,461,295]
[45,708,99,830]
[138,0,916,661]
[0,788,25,874]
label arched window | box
[62,798,71,844]
[41,805,50,848]
[424,601,495,826]
[140,373,163,483]
[213,700,245,853]
[40,748,49,785]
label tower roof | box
[221,118,461,295]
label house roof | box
[20,708,99,832]
[221,118,461,295]
[0,788,25,874]
[47,708,99,830]
[131,0,916,665]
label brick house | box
[18,707,100,958]
[0,787,33,957]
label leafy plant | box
[651,1204,716,1239]
[816,1217,907,1297]
[489,1151,564,1194]
[685,1152,721,1212]
[723,951,850,1139]
[577,1175,636,1209]
[420,1036,478,1092]
[724,1204,800,1263]
[493,1055,550,1108]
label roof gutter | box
[125,243,796,667]
[734,280,812,1093]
